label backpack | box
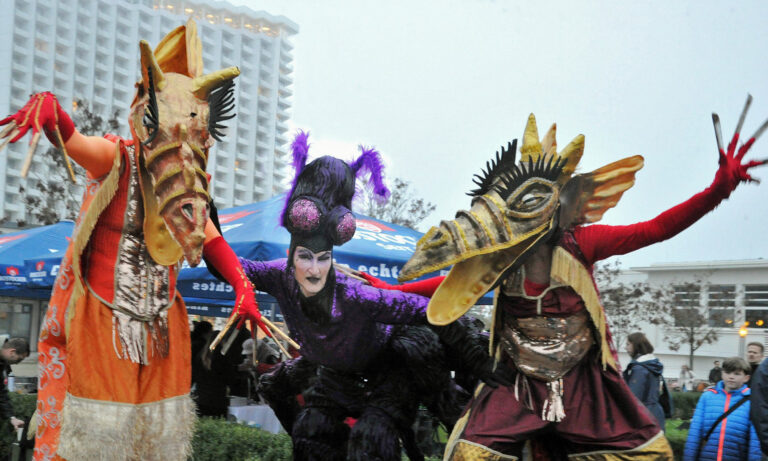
[659,378,673,418]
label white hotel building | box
[617,259,768,384]
[0,0,298,224]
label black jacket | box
[0,358,13,421]
[750,358,768,455]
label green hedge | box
[671,391,702,420]
[665,418,688,460]
[0,393,37,459]
[190,417,292,461]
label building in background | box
[0,0,297,224]
[617,259,768,386]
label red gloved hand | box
[711,96,768,196]
[359,271,445,297]
[0,92,75,148]
[358,271,394,289]
[203,236,271,337]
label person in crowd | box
[392,99,768,459]
[205,132,505,460]
[0,338,29,431]
[680,364,696,392]
[709,360,723,385]
[683,357,761,461]
[750,356,768,456]
[238,337,280,400]
[747,342,765,386]
[623,332,667,428]
[0,20,270,460]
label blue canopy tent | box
[0,221,74,299]
[0,196,493,317]
[179,194,493,318]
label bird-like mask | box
[400,114,644,325]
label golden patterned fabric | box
[450,440,518,460]
[568,432,673,460]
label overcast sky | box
[231,0,768,269]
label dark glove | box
[432,318,514,388]
[475,359,516,388]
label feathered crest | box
[468,140,518,196]
[350,145,390,202]
[494,153,566,199]
[142,67,160,146]
[207,79,236,142]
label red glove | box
[359,271,445,298]
[203,237,271,337]
[712,100,768,196]
[0,92,75,147]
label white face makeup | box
[293,246,332,297]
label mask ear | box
[558,175,590,232]
[558,155,644,229]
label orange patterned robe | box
[35,138,194,461]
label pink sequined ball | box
[336,212,357,243]
[289,198,322,231]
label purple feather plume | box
[282,130,311,225]
[291,130,310,177]
[351,145,390,203]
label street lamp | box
[738,322,749,357]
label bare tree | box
[17,100,120,226]
[595,260,673,350]
[356,177,436,229]
[664,280,722,369]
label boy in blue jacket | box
[684,357,762,460]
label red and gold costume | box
[1,20,264,461]
[399,102,767,460]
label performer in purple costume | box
[237,132,511,460]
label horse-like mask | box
[129,21,239,267]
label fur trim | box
[57,393,196,461]
[550,247,616,370]
[348,407,401,461]
[293,407,349,460]
[66,141,124,334]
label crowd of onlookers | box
[624,334,767,460]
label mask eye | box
[505,179,558,219]
[515,187,550,212]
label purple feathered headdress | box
[280,131,390,252]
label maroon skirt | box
[457,352,661,456]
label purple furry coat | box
[240,258,429,372]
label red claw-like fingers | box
[712,94,768,192]
[0,92,76,180]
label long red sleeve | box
[358,271,446,297]
[573,177,731,265]
[203,236,269,335]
